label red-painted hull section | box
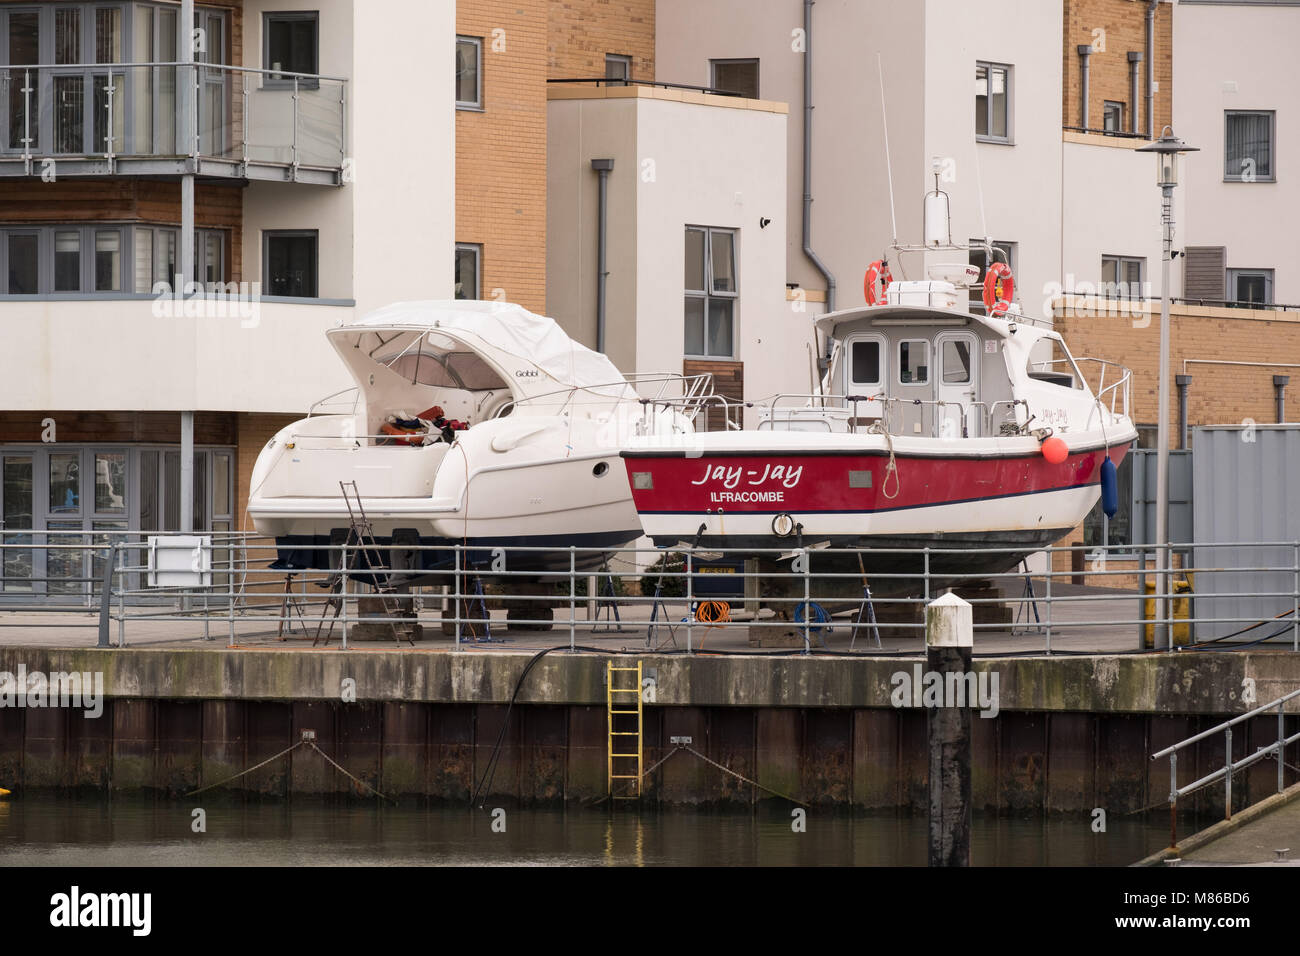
[624,444,1131,515]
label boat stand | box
[1011,560,1043,635]
[276,573,313,639]
[314,481,414,648]
[849,553,883,650]
[593,561,625,634]
[461,574,503,642]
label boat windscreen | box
[378,347,508,391]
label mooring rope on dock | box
[681,745,805,806]
[185,738,388,800]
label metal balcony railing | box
[0,61,347,184]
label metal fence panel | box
[1192,425,1300,641]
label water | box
[0,796,1173,866]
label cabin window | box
[898,340,929,385]
[851,341,881,385]
[941,339,972,384]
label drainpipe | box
[802,0,836,318]
[180,0,195,543]
[1127,52,1143,135]
[1145,0,1158,138]
[1077,46,1092,129]
[1274,375,1290,423]
[1175,374,1191,449]
[591,158,614,354]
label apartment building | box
[543,2,801,420]
[0,0,454,600]
[657,0,1065,325]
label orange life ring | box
[982,261,1014,316]
[864,259,892,306]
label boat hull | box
[621,439,1132,575]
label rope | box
[868,421,901,499]
[186,740,305,797]
[682,745,805,806]
[306,741,389,799]
[184,738,388,800]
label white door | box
[935,332,979,438]
[843,334,887,424]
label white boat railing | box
[758,393,1032,439]
[307,386,361,417]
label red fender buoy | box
[983,261,1015,316]
[1041,435,1069,464]
[864,259,893,306]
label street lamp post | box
[1137,128,1198,650]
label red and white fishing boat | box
[621,232,1136,583]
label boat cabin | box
[763,286,1104,439]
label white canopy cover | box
[338,300,634,401]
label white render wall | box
[657,0,1067,320]
[0,300,351,412]
[1174,1,1299,305]
[654,0,927,309]
[241,0,456,314]
[546,92,802,410]
[1060,136,1181,309]
[921,0,1063,323]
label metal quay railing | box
[0,532,1298,658]
[1151,686,1300,848]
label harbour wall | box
[2,647,1297,814]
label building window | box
[684,226,738,359]
[710,59,758,98]
[1225,110,1274,182]
[264,11,319,86]
[975,62,1011,142]
[1227,268,1274,307]
[264,230,318,298]
[456,36,482,109]
[455,243,481,299]
[1102,101,1124,134]
[0,223,223,295]
[1101,255,1144,300]
[968,240,1015,314]
[605,54,631,84]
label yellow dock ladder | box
[607,660,643,799]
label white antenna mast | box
[876,53,898,245]
[972,134,991,250]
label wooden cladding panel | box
[684,359,744,432]
[0,412,237,446]
[0,180,245,282]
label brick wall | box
[1054,299,1300,442]
[1062,0,1171,134]
[456,1,549,314]
[547,0,655,81]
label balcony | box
[0,62,347,185]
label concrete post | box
[927,591,972,867]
